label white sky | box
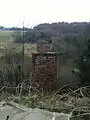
[0,0,90,27]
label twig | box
[71,113,90,118]
[80,88,84,97]
[55,84,69,94]
[70,107,90,118]
[0,86,16,92]
[73,86,90,97]
[74,86,90,93]
[16,79,40,99]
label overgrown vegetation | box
[1,86,90,119]
[0,49,32,88]
[77,39,90,85]
[0,22,90,120]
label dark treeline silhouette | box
[0,26,30,31]
[13,22,90,44]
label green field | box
[0,31,14,43]
[0,31,37,56]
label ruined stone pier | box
[32,40,57,92]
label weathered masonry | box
[32,52,57,91]
[37,39,55,53]
[37,43,54,53]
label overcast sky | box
[0,0,90,27]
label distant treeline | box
[0,26,30,31]
[13,22,90,44]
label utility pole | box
[22,21,25,82]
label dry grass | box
[0,92,90,114]
[0,84,90,120]
[0,31,37,57]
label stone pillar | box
[37,43,54,53]
[32,52,57,92]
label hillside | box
[12,22,90,46]
[1,22,90,43]
[0,22,90,52]
[33,22,89,39]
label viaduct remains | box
[32,40,57,91]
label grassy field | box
[0,31,37,56]
[0,31,14,43]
